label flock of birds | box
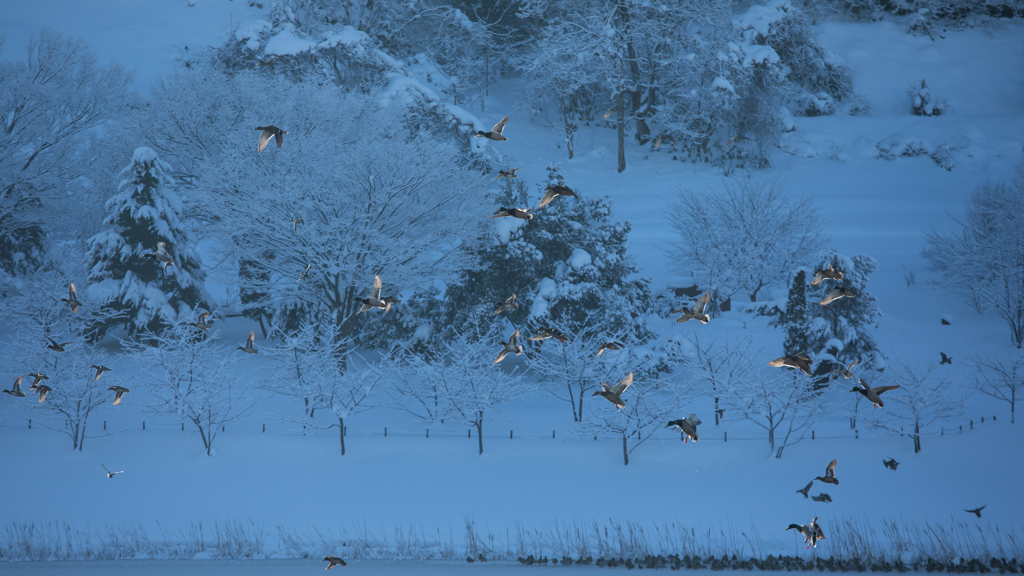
[1,115,989,567]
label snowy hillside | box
[1,0,1023,568]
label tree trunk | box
[339,416,346,456]
[578,386,585,422]
[78,420,86,452]
[1012,389,1016,424]
[617,93,626,173]
[714,396,721,426]
[750,279,767,302]
[476,414,483,455]
[568,382,578,422]
[622,435,629,466]
[626,41,651,145]
[775,445,785,459]
[913,420,920,453]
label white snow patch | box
[529,277,558,319]
[413,324,433,342]
[569,248,592,269]
[235,20,270,51]
[712,76,736,95]
[265,27,316,56]
[319,26,369,55]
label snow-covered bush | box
[909,79,948,116]
[923,172,1024,347]
[667,179,827,308]
[85,148,207,339]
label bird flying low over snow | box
[814,458,839,485]
[61,283,83,313]
[796,481,812,499]
[2,376,25,397]
[355,275,387,313]
[493,294,518,315]
[486,207,533,220]
[255,125,287,152]
[539,185,577,208]
[495,328,524,363]
[666,414,701,443]
[190,311,213,330]
[529,327,568,342]
[473,116,508,141]
[101,464,124,478]
[672,292,710,324]
[146,242,176,269]
[596,341,625,357]
[493,167,520,180]
[238,330,259,354]
[786,517,825,549]
[46,337,75,352]
[592,372,633,410]
[965,505,986,518]
[833,359,858,378]
[28,373,48,391]
[108,386,130,406]
[91,365,112,382]
[819,286,855,306]
[851,378,899,409]
[323,556,347,569]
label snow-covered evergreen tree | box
[779,269,811,357]
[443,164,651,342]
[806,249,882,383]
[86,148,206,339]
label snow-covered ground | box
[2,0,1023,568]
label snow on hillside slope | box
[1,2,1023,562]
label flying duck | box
[811,264,843,285]
[473,116,508,141]
[61,283,83,313]
[485,207,533,220]
[46,337,75,352]
[382,295,401,313]
[964,505,986,518]
[883,458,899,471]
[255,125,287,152]
[786,517,825,549]
[592,372,633,410]
[940,352,952,365]
[493,294,518,315]
[323,556,347,569]
[672,292,710,324]
[666,414,701,443]
[529,327,568,342]
[495,328,524,363]
[91,365,112,383]
[814,459,839,485]
[2,376,25,397]
[852,378,899,409]
[238,330,259,354]
[145,242,176,269]
[108,386,130,406]
[493,168,520,180]
[796,481,812,499]
[101,464,124,478]
[28,373,49,391]
[811,493,833,503]
[190,311,213,330]
[768,354,813,376]
[819,287,855,306]
[539,185,577,208]
[36,385,52,403]
[832,359,858,378]
[596,341,625,357]
[355,275,386,313]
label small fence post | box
[103,421,106,431]
[855,429,859,439]
[941,428,944,436]
[552,430,556,439]
[28,419,31,429]
[143,421,146,431]
[384,427,387,437]
[181,423,185,431]
[426,428,429,439]
[724,431,727,442]
[510,430,513,439]
[970,420,973,429]
[222,426,225,432]
[811,430,815,440]
[262,423,265,433]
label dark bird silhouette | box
[473,116,508,141]
[529,327,568,342]
[493,294,518,315]
[883,458,899,471]
[256,56,278,66]
[941,318,951,325]
[768,354,813,376]
[940,352,952,365]
[323,556,347,569]
[485,207,533,220]
[46,337,75,352]
[814,459,839,485]
[108,386,130,406]
[819,286,855,306]
[811,264,843,286]
[495,328,524,363]
[238,331,258,354]
[36,385,52,403]
[539,185,577,208]
[493,167,520,180]
[596,341,625,357]
[2,376,25,397]
[61,283,83,313]
[671,292,710,324]
[101,464,124,478]
[592,372,633,410]
[786,517,825,549]
[255,125,287,152]
[811,493,833,503]
[964,505,986,518]
[91,365,112,383]
[666,414,701,443]
[796,481,812,499]
[382,295,401,313]
[852,378,900,409]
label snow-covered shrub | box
[874,134,931,160]
[667,179,827,308]
[909,79,948,116]
[923,170,1024,347]
[85,148,208,339]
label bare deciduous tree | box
[965,351,1022,424]
[667,179,826,308]
[723,364,822,458]
[126,321,254,456]
[923,171,1024,348]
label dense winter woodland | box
[1,0,1024,570]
